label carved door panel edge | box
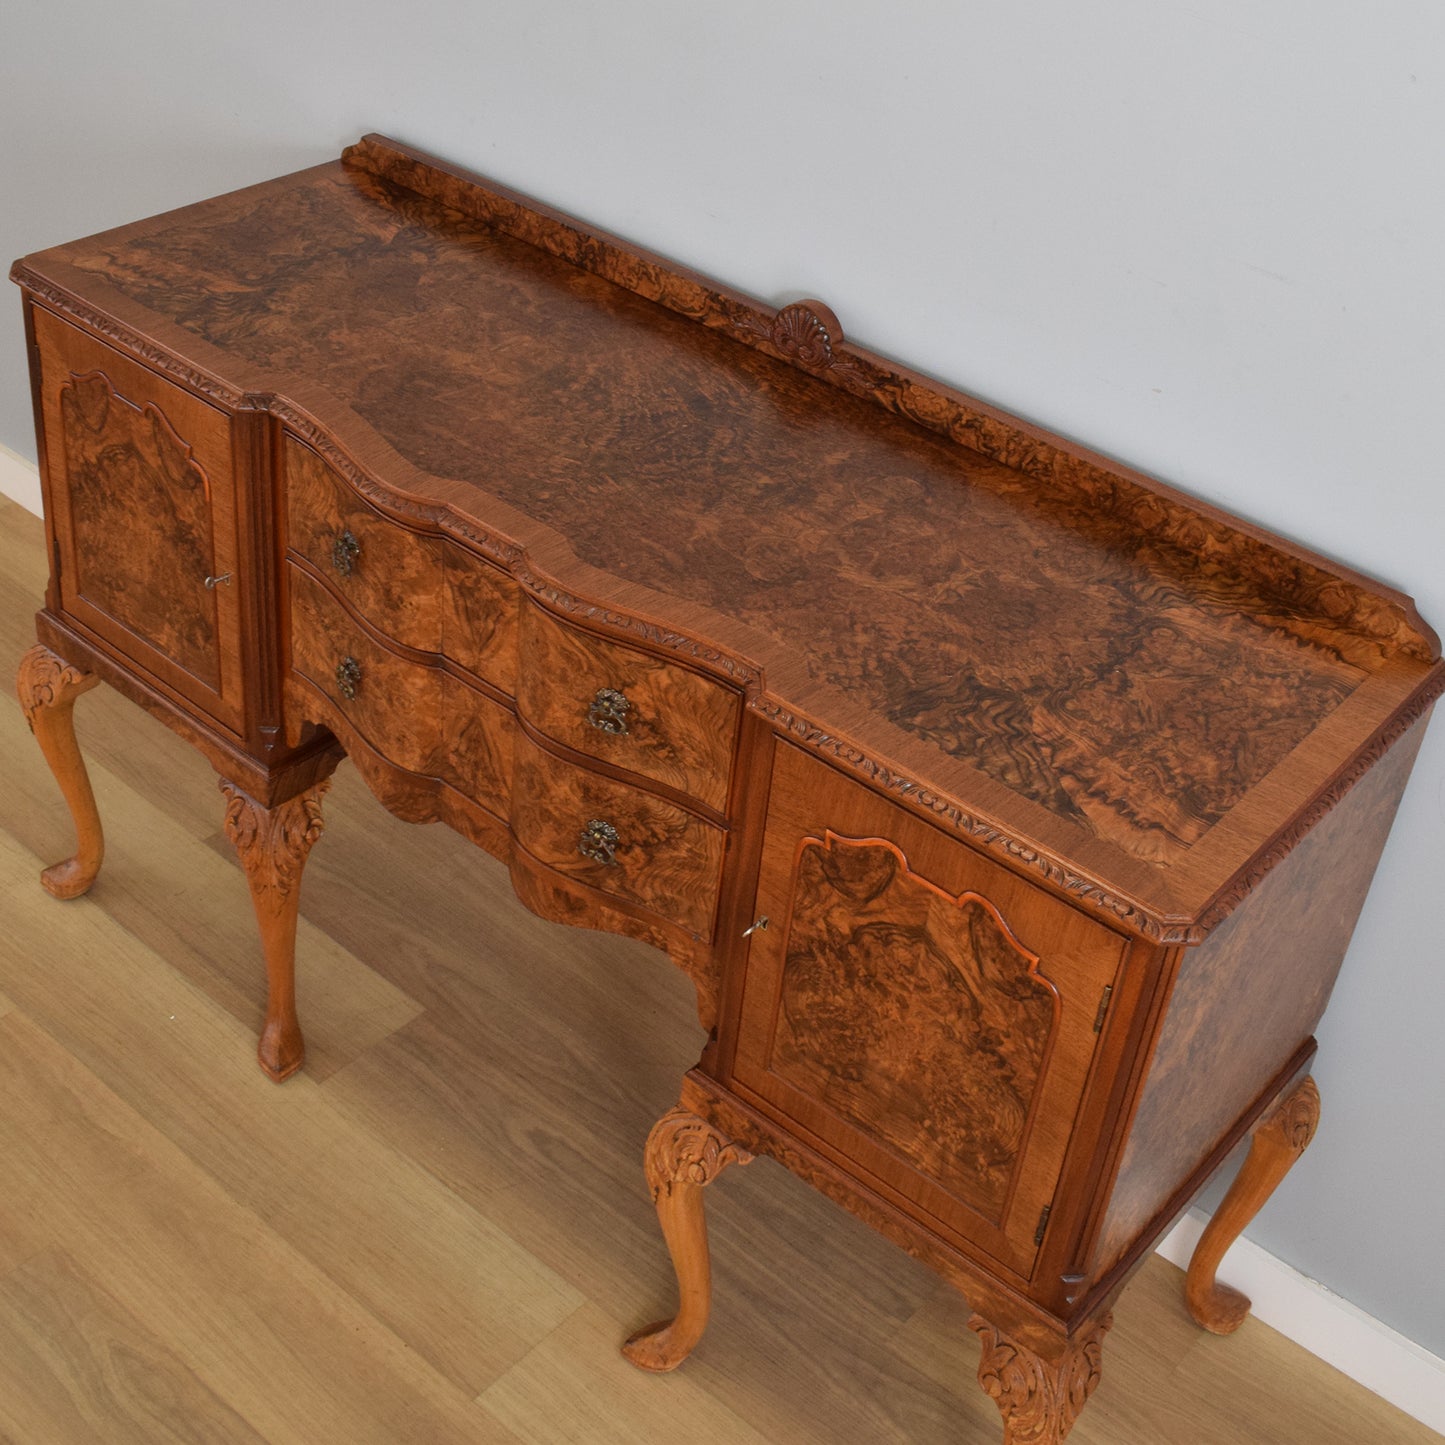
[32,306,245,733]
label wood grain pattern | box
[2,494,1438,1444]
[1090,716,1428,1277]
[345,136,1437,673]
[517,601,739,813]
[32,155,1412,879]
[288,563,441,774]
[32,306,244,732]
[769,832,1057,1223]
[509,731,725,941]
[438,672,514,822]
[443,538,520,692]
[730,743,1125,1273]
[285,434,444,653]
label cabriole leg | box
[622,1106,752,1372]
[1185,1074,1321,1334]
[219,776,330,1082]
[17,643,104,899]
[969,1312,1112,1445]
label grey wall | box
[3,0,1442,1357]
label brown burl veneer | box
[516,600,740,814]
[12,135,1445,1444]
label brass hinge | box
[1034,1204,1052,1246]
[1093,984,1114,1033]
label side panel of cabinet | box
[728,741,1127,1278]
[32,306,244,733]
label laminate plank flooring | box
[0,495,1437,1443]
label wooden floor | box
[0,494,1436,1445]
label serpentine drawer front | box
[11,135,1443,1444]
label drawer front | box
[510,732,725,940]
[34,307,244,731]
[731,742,1126,1276]
[289,565,439,773]
[517,602,739,812]
[284,436,444,653]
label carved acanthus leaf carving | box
[969,1313,1111,1445]
[643,1106,753,1203]
[219,778,330,906]
[17,644,95,729]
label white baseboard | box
[1157,1210,1445,1435]
[0,444,41,516]
[0,438,1439,1435]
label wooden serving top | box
[14,135,1443,940]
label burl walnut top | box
[14,135,1443,940]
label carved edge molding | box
[344,134,1436,667]
[219,777,330,905]
[13,271,249,409]
[642,1107,753,1204]
[17,643,95,728]
[969,1313,1112,1445]
[757,699,1189,943]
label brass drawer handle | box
[587,687,631,735]
[578,818,620,866]
[336,656,362,699]
[332,530,361,578]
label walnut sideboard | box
[10,135,1443,1444]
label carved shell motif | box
[770,301,840,370]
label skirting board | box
[1158,1209,1445,1435]
[0,443,42,516]
[1,441,1441,1435]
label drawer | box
[285,435,444,653]
[516,602,739,813]
[289,564,440,773]
[510,732,725,940]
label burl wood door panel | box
[33,307,244,731]
[510,731,725,940]
[516,601,739,813]
[284,435,444,653]
[731,742,1126,1277]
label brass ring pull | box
[336,656,362,700]
[332,530,361,577]
[587,687,631,735]
[578,818,620,866]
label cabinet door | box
[34,307,244,733]
[731,742,1126,1278]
